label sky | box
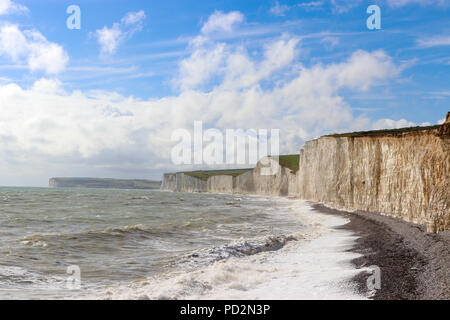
[0,0,449,186]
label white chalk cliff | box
[162,115,450,233]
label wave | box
[17,224,157,247]
[184,233,300,264]
[0,266,66,291]
[99,215,367,300]
[16,220,215,246]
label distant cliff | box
[161,156,299,196]
[162,114,450,233]
[49,178,161,190]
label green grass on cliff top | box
[180,154,300,180]
[182,169,253,181]
[325,124,441,138]
[276,154,300,174]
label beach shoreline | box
[311,203,450,300]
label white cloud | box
[269,2,291,16]
[201,11,244,34]
[371,118,416,130]
[387,0,448,7]
[333,50,399,90]
[272,0,450,16]
[320,36,339,49]
[0,12,408,185]
[417,35,450,48]
[0,24,68,74]
[177,42,227,90]
[0,76,11,82]
[95,10,146,55]
[178,16,302,91]
[122,10,146,26]
[32,78,64,94]
[0,24,28,60]
[0,45,400,177]
[269,1,323,16]
[330,0,363,13]
[176,36,301,91]
[328,0,447,14]
[0,0,28,15]
[372,118,434,130]
[96,25,122,55]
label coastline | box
[311,203,450,300]
[154,190,448,300]
[100,197,369,300]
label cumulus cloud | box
[0,46,400,177]
[95,10,146,55]
[177,35,301,91]
[201,11,244,34]
[0,0,27,15]
[0,24,68,74]
[0,11,407,184]
[177,42,227,90]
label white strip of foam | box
[101,200,368,300]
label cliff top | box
[325,124,441,138]
[176,154,300,180]
[271,154,300,173]
[182,169,253,181]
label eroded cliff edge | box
[162,115,450,232]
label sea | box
[0,187,367,300]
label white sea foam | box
[0,265,68,300]
[101,200,368,300]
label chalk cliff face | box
[161,160,299,196]
[233,162,298,197]
[162,118,450,232]
[297,129,449,232]
[161,173,207,192]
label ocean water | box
[0,187,367,300]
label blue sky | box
[0,0,449,186]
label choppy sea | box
[0,187,367,299]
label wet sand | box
[311,203,450,300]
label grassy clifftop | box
[276,154,300,174]
[179,154,300,180]
[183,169,253,181]
[325,124,441,138]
